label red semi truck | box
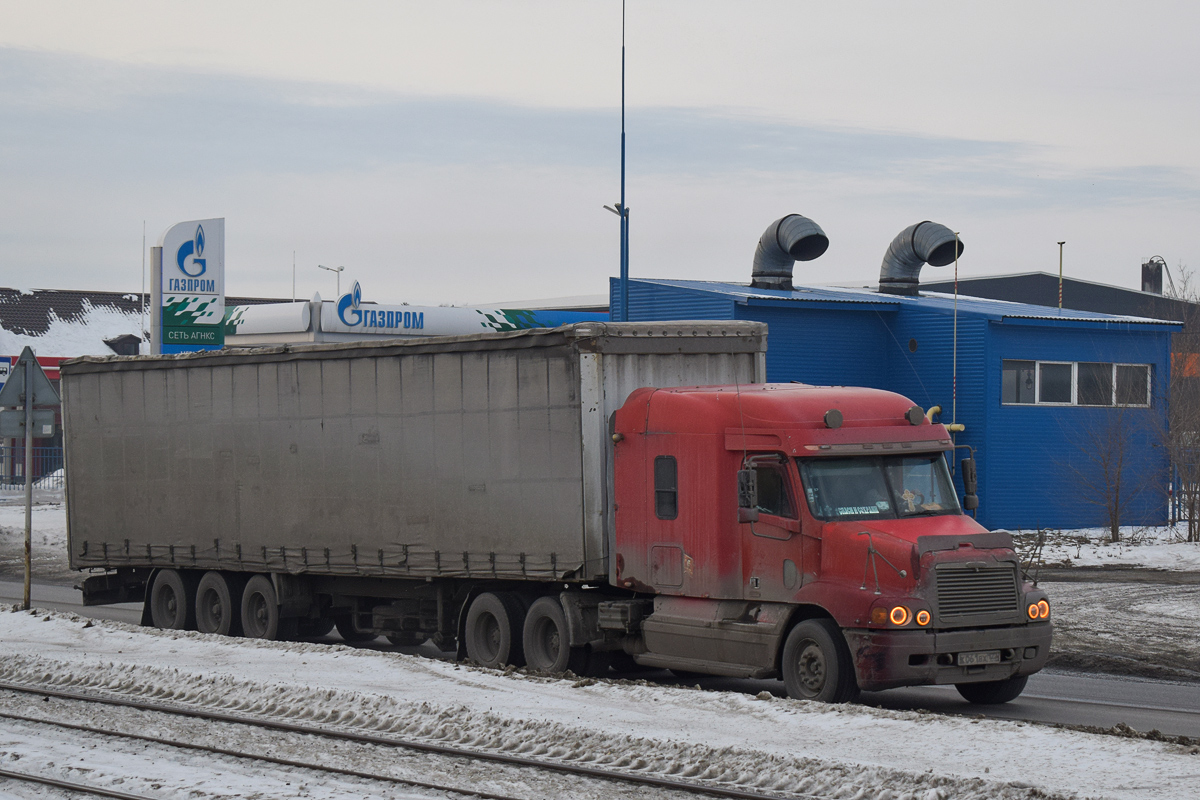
[610,382,1050,703]
[64,323,1050,703]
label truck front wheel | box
[955,675,1028,705]
[781,619,859,703]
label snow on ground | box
[0,501,71,582]
[1042,581,1200,681]
[1,610,1198,800]
[1008,525,1200,571]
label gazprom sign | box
[152,218,225,354]
[320,282,603,338]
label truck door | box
[739,459,803,601]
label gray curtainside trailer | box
[63,322,765,658]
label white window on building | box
[1001,360,1151,407]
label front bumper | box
[843,623,1053,692]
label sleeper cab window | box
[755,463,795,518]
[654,455,678,519]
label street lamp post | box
[318,264,345,297]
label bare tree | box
[1070,403,1151,543]
[1159,263,1200,542]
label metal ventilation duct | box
[878,221,964,296]
[750,214,829,291]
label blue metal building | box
[611,276,1179,531]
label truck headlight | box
[1037,599,1050,619]
[1027,603,1039,620]
[915,609,931,626]
[889,606,911,626]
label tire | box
[296,617,336,639]
[195,571,240,636]
[465,592,527,668]
[581,649,613,678]
[956,674,1028,705]
[240,575,281,640]
[149,569,195,630]
[522,596,587,674]
[335,615,379,643]
[609,652,654,674]
[386,632,427,647]
[780,619,859,703]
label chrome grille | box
[936,565,1019,618]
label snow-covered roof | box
[0,288,285,358]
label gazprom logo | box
[335,282,424,330]
[337,281,363,326]
[169,224,216,292]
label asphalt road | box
[4,578,1199,739]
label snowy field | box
[0,500,73,582]
[1,609,1199,800]
[1008,525,1200,572]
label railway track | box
[0,765,156,800]
[0,681,822,800]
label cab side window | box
[654,456,678,519]
[755,464,794,518]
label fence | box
[0,445,64,490]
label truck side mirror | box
[961,457,979,511]
[737,469,757,508]
[738,507,760,523]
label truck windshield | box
[797,454,962,521]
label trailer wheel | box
[522,596,587,674]
[296,617,336,639]
[781,619,859,703]
[149,569,195,630]
[240,575,281,640]
[955,675,1028,705]
[386,632,427,647]
[465,592,526,668]
[334,615,378,643]
[195,571,240,636]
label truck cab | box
[611,383,1051,703]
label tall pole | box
[22,356,33,610]
[618,0,629,322]
[953,232,960,431]
[140,221,146,350]
[1057,241,1066,309]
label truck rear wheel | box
[195,571,240,636]
[465,592,526,668]
[240,575,281,640]
[522,596,588,674]
[956,675,1028,705]
[149,569,195,630]
[781,619,859,703]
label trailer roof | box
[60,321,768,375]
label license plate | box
[958,650,1001,666]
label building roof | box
[0,288,287,357]
[631,278,1180,330]
[917,272,1194,324]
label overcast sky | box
[1,1,1197,305]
